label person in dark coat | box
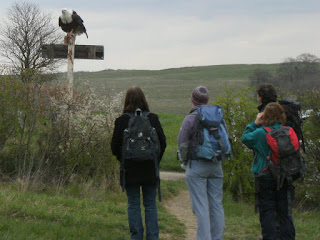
[111,86,166,240]
[257,83,278,113]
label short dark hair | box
[263,102,286,126]
[257,83,277,104]
[122,86,150,113]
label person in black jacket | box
[257,83,278,113]
[111,86,166,240]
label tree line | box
[249,53,320,94]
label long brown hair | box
[122,86,150,113]
[263,102,286,126]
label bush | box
[216,86,320,209]
[216,86,257,202]
[294,90,320,209]
[0,74,123,192]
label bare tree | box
[249,69,275,87]
[0,2,63,82]
[276,53,320,92]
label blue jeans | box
[186,160,225,240]
[257,178,295,240]
[126,184,159,240]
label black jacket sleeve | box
[111,115,128,161]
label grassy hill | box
[73,63,279,114]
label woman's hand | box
[255,112,264,125]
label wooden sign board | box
[42,44,104,60]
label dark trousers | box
[257,178,295,240]
[126,184,159,240]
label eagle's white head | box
[60,8,73,24]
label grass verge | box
[158,113,185,172]
[0,179,319,239]
[223,191,320,239]
[0,180,186,240]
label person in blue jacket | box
[241,102,296,240]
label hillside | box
[73,64,279,114]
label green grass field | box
[1,181,319,239]
[73,64,279,114]
[158,113,185,171]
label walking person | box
[111,86,166,240]
[241,102,296,240]
[178,86,229,240]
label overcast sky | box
[1,0,319,72]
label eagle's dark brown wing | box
[72,11,88,38]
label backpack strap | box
[263,126,272,132]
[211,126,227,162]
[255,149,281,190]
[142,111,151,117]
[264,126,288,131]
[124,112,134,118]
[125,110,150,118]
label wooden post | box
[67,34,75,101]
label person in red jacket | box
[111,86,166,240]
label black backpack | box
[121,108,161,199]
[279,98,305,151]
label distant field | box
[158,113,185,171]
[73,64,279,114]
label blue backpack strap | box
[215,125,226,162]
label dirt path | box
[160,171,196,240]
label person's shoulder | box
[147,112,157,117]
[147,112,160,121]
[116,113,130,122]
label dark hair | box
[263,102,286,126]
[122,86,150,113]
[257,83,277,104]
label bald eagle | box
[59,9,88,38]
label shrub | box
[0,74,123,192]
[216,86,257,202]
[294,90,320,209]
[216,86,320,209]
